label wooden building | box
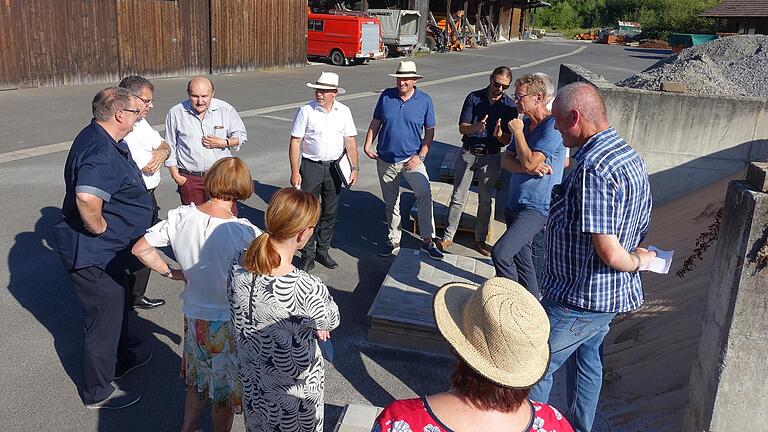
[700,0,768,35]
[0,0,307,89]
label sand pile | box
[596,174,740,431]
[617,34,768,97]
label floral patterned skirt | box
[182,317,242,412]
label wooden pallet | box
[366,249,496,354]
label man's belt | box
[303,158,334,166]
[462,145,499,155]
[178,168,206,177]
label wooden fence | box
[0,0,307,89]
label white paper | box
[640,246,674,274]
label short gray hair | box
[92,87,134,121]
[533,73,555,103]
[118,75,154,95]
[554,82,607,125]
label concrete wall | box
[558,64,768,204]
[682,178,768,430]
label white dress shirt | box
[290,100,357,161]
[164,98,247,172]
[124,119,164,189]
[144,204,261,321]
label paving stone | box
[366,248,495,354]
[410,181,506,242]
[334,404,383,432]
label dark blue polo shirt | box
[373,87,436,163]
[54,120,153,270]
[459,88,518,153]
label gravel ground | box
[617,34,768,97]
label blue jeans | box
[529,298,616,432]
[491,208,547,298]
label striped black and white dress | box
[228,251,340,432]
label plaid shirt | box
[541,127,652,313]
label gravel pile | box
[617,34,768,97]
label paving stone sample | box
[334,404,383,432]
[367,248,495,354]
[410,181,505,242]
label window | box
[308,19,325,31]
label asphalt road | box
[0,39,663,432]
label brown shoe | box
[474,241,492,257]
[436,238,453,251]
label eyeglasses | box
[121,108,141,116]
[491,80,510,90]
[135,95,153,106]
[513,93,532,101]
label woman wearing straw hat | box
[372,277,574,432]
[228,187,340,432]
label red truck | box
[307,11,386,66]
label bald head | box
[187,76,214,115]
[551,82,609,147]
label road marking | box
[0,46,586,164]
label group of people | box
[53,58,656,432]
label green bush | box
[533,0,718,36]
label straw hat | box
[306,71,346,94]
[388,60,423,79]
[433,277,550,388]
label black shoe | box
[115,352,152,380]
[421,240,445,260]
[133,296,165,310]
[299,257,315,272]
[85,389,141,410]
[378,241,400,257]
[315,254,338,269]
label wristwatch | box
[418,154,426,162]
[351,166,360,171]
[225,138,231,147]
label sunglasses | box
[491,80,510,90]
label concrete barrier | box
[557,63,768,205]
[682,170,768,430]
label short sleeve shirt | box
[542,127,652,313]
[54,120,154,270]
[290,99,357,161]
[506,116,566,215]
[124,118,164,189]
[143,205,259,321]
[459,88,518,152]
[373,87,435,163]
[372,397,574,432]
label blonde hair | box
[204,157,253,201]
[515,74,547,100]
[241,188,320,274]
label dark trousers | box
[491,208,548,299]
[129,188,160,304]
[178,171,237,216]
[300,158,342,258]
[68,263,139,404]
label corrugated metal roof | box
[700,0,768,17]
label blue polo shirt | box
[506,116,566,216]
[54,120,154,270]
[373,87,436,163]
[459,88,518,152]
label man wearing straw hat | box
[363,60,443,260]
[289,72,359,272]
[528,82,655,432]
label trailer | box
[367,9,421,56]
